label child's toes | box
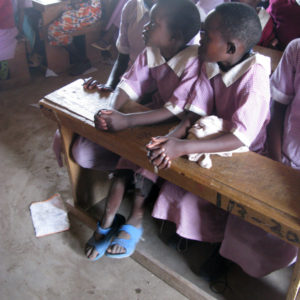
[107,244,126,254]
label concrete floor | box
[0,62,294,300]
[0,65,188,300]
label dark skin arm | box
[84,53,130,92]
[147,132,243,170]
[94,107,178,131]
[267,101,287,162]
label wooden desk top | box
[40,79,300,247]
[32,0,65,7]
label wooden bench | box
[32,0,114,74]
[39,77,300,300]
[0,38,31,90]
[253,45,283,73]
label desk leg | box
[60,126,81,206]
[286,255,300,300]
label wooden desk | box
[40,79,300,300]
[253,45,283,73]
[32,0,69,26]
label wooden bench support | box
[287,258,300,300]
[0,39,30,90]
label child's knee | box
[134,173,154,198]
[71,136,98,169]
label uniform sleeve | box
[229,65,271,147]
[270,39,299,105]
[116,0,132,55]
[117,49,156,101]
[184,65,214,117]
[164,58,208,116]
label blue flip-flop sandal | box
[86,214,125,261]
[105,224,143,259]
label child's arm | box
[83,54,130,92]
[267,101,287,162]
[94,107,178,131]
[147,133,243,170]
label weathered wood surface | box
[253,45,283,73]
[40,79,300,248]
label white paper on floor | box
[30,193,70,237]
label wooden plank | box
[287,257,300,300]
[253,45,283,73]
[0,39,31,90]
[33,0,69,26]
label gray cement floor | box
[0,62,294,300]
[0,65,188,300]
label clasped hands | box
[94,107,182,169]
[146,136,184,170]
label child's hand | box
[83,78,114,92]
[146,137,184,170]
[83,78,98,90]
[94,109,129,131]
[96,84,114,93]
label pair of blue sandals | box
[86,214,143,261]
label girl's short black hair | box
[215,2,262,50]
[157,0,201,43]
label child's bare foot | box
[85,231,106,260]
[106,229,131,255]
[85,214,125,261]
[105,223,143,258]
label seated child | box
[53,0,157,170]
[268,38,300,170]
[232,0,278,48]
[85,0,211,261]
[218,38,300,278]
[48,0,102,76]
[147,3,287,278]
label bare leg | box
[106,190,146,255]
[106,175,154,255]
[85,174,128,260]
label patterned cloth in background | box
[48,0,102,46]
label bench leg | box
[60,126,81,206]
[286,255,300,300]
[59,126,95,208]
[45,41,70,74]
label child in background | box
[268,38,300,170]
[232,0,278,48]
[48,0,102,76]
[85,0,211,261]
[92,0,128,52]
[147,3,284,278]
[267,0,300,50]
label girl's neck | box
[160,44,187,61]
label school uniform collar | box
[296,0,300,6]
[137,0,149,23]
[146,45,199,77]
[257,7,270,31]
[205,52,271,87]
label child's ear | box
[226,42,236,55]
